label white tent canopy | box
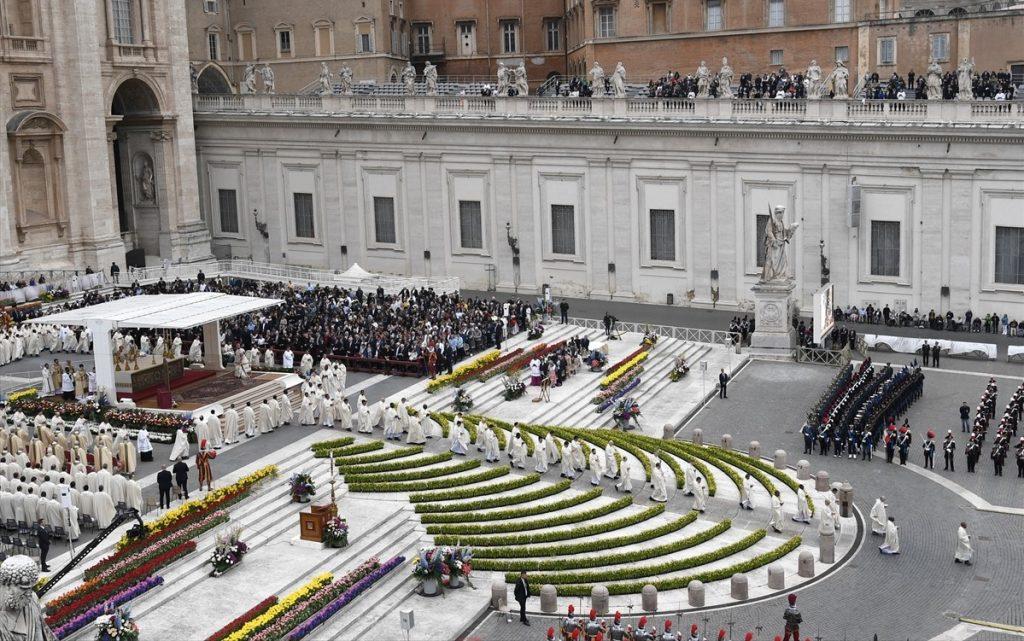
[338,263,375,281]
[26,292,281,330]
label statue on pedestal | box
[401,62,417,95]
[496,61,510,96]
[805,60,824,99]
[589,61,605,95]
[260,64,276,95]
[925,59,943,100]
[956,57,974,101]
[827,60,849,99]
[242,63,257,95]
[338,66,354,95]
[611,62,627,98]
[760,205,800,283]
[717,57,734,99]
[514,63,529,96]
[318,62,333,96]
[696,60,711,97]
[190,63,200,94]
[0,556,57,641]
[424,61,438,95]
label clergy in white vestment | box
[188,338,203,364]
[169,427,190,461]
[397,400,410,433]
[258,401,273,433]
[649,462,668,502]
[78,489,95,521]
[117,433,137,476]
[370,400,386,431]
[125,479,143,511]
[559,440,576,479]
[955,522,973,564]
[320,398,334,427]
[692,477,708,512]
[570,439,586,472]
[277,393,293,425]
[264,348,275,368]
[242,403,256,437]
[92,489,116,528]
[206,411,224,449]
[793,486,812,523]
[616,459,633,493]
[819,499,836,535]
[544,433,560,464]
[384,404,401,440]
[870,497,888,535]
[588,448,604,485]
[335,399,351,431]
[282,349,294,370]
[449,420,470,456]
[682,463,697,497]
[109,474,128,506]
[769,491,784,533]
[172,336,183,358]
[482,427,500,462]
[604,442,619,479]
[357,401,372,434]
[22,490,40,524]
[299,353,313,376]
[879,517,900,554]
[299,395,315,425]
[421,405,440,439]
[41,365,54,396]
[828,495,841,532]
[65,505,81,539]
[533,442,548,473]
[739,474,756,510]
[268,397,281,428]
[223,405,240,444]
[406,415,426,445]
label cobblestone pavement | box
[468,361,1024,641]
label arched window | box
[19,147,48,222]
[948,7,967,16]
[915,8,935,16]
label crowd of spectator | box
[834,304,1023,336]
[859,69,1016,100]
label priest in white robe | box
[188,338,203,364]
[692,476,708,512]
[223,405,240,444]
[955,522,973,564]
[421,406,440,439]
[650,461,668,502]
[282,348,294,370]
[769,491,784,533]
[277,392,293,425]
[335,399,351,431]
[544,433,560,464]
[206,411,224,449]
[169,427,190,461]
[125,479,144,511]
[511,434,529,470]
[242,403,256,438]
[357,400,372,434]
[588,448,604,485]
[559,441,577,479]
[533,442,548,473]
[879,517,900,554]
[482,426,501,462]
[299,395,315,425]
[604,442,619,479]
[793,485,812,523]
[616,459,633,493]
[870,497,888,535]
[406,414,426,445]
[449,420,470,456]
[739,473,756,510]
[257,401,273,434]
[92,488,116,528]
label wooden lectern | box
[299,503,338,543]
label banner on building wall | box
[814,282,835,346]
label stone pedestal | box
[838,482,854,518]
[750,281,796,360]
[687,580,705,607]
[662,423,675,440]
[721,434,732,449]
[815,471,830,492]
[773,450,787,470]
[767,564,786,589]
[692,429,703,445]
[540,585,558,613]
[798,551,815,577]
[796,460,811,480]
[641,584,658,612]
[819,531,836,564]
[490,579,508,609]
[591,585,609,615]
[730,573,748,600]
[748,441,761,458]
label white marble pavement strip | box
[903,462,1024,516]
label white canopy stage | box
[27,293,282,402]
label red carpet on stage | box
[123,369,217,402]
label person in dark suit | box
[559,300,569,324]
[921,342,931,367]
[932,344,941,367]
[513,570,531,625]
[157,465,174,509]
[36,518,51,571]
[719,369,729,399]
[172,457,190,501]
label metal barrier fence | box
[796,346,851,367]
[114,259,459,295]
[566,317,735,347]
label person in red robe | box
[196,440,217,492]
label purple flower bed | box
[287,556,406,641]
[53,575,164,639]
[595,377,641,414]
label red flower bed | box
[481,341,566,382]
[603,345,650,375]
[205,596,279,641]
[472,348,526,382]
[46,541,196,627]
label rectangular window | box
[870,220,900,277]
[649,209,676,262]
[929,33,949,62]
[457,21,476,55]
[706,0,723,31]
[833,0,851,22]
[545,19,561,51]
[768,0,785,27]
[551,205,576,255]
[315,26,333,56]
[237,32,254,60]
[293,193,315,239]
[415,23,431,54]
[278,30,292,55]
[112,0,134,44]
[597,7,616,37]
[204,0,218,13]
[217,189,239,234]
[208,33,219,60]
[995,226,1024,285]
[878,37,896,65]
[373,196,397,244]
[651,3,668,34]
[458,201,483,249]
[756,214,769,268]
[360,32,372,53]
[770,49,783,66]
[501,20,518,53]
[835,45,850,63]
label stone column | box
[730,573,748,600]
[591,585,609,615]
[767,564,785,589]
[641,585,657,612]
[796,460,811,480]
[539,585,557,613]
[721,434,732,449]
[202,321,223,370]
[91,321,117,401]
[748,441,761,458]
[798,551,815,578]
[691,428,703,445]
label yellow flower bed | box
[225,573,334,641]
[7,387,38,402]
[426,349,501,393]
[599,351,649,389]
[117,465,278,549]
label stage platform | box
[133,370,297,412]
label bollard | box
[748,440,761,458]
[838,482,854,518]
[798,551,815,578]
[819,531,835,564]
[796,460,811,480]
[730,573,749,600]
[767,564,786,590]
[490,579,508,609]
[815,470,830,492]
[663,423,675,440]
[692,428,704,446]
[591,585,609,615]
[773,449,787,470]
[540,584,558,613]
[641,584,658,612]
[687,580,705,607]
[721,433,733,449]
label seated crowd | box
[834,304,1023,335]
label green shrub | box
[349,466,509,493]
[344,459,480,484]
[420,485,595,522]
[337,451,452,475]
[333,447,422,467]
[427,495,629,535]
[415,479,568,513]
[332,441,385,459]
[310,437,356,457]
[409,473,539,503]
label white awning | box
[338,262,375,281]
[25,292,282,330]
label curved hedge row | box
[331,447,422,467]
[662,441,732,494]
[426,495,631,536]
[415,479,570,514]
[491,519,732,575]
[707,445,815,515]
[471,511,698,559]
[337,451,452,475]
[475,416,536,456]
[343,459,480,484]
[419,485,597,523]
[434,504,665,547]
[310,437,356,457]
[409,473,539,503]
[332,441,385,459]
[348,466,508,493]
[525,528,767,585]
[429,413,451,438]
[551,536,803,597]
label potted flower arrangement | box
[452,388,474,413]
[94,605,139,641]
[411,548,445,597]
[442,546,474,589]
[289,473,316,503]
[612,397,641,431]
[209,526,248,577]
[501,375,526,401]
[527,322,545,340]
[322,516,349,548]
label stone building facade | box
[0,0,210,272]
[191,95,1024,318]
